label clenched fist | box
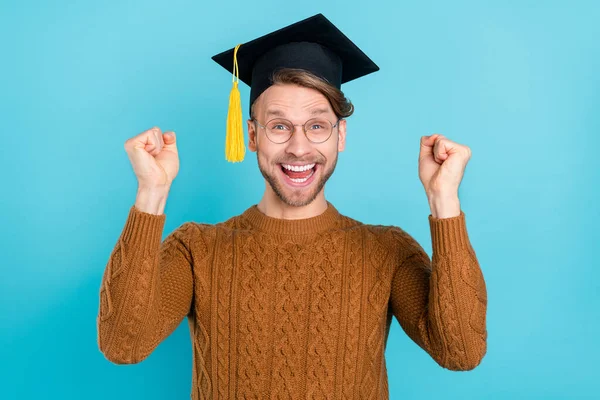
[124,127,179,190]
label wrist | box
[135,185,170,215]
[427,192,460,219]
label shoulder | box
[183,214,251,241]
[332,212,365,232]
[332,211,407,239]
[163,221,219,255]
[354,222,427,261]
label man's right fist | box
[124,127,179,190]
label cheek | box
[325,143,339,160]
[257,143,281,164]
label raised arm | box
[96,205,195,364]
[389,210,487,371]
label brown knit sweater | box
[97,201,487,399]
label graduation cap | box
[211,13,380,162]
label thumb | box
[163,131,178,150]
[163,131,176,142]
[419,135,434,160]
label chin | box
[274,173,323,207]
[256,151,338,208]
[258,163,322,207]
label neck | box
[256,187,328,220]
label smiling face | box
[247,83,347,208]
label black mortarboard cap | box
[211,13,380,163]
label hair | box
[250,68,355,119]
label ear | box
[247,118,257,152]
[337,118,347,152]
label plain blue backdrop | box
[1,0,598,399]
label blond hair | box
[251,68,354,119]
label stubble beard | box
[256,149,338,208]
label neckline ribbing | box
[240,201,341,235]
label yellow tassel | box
[225,44,245,162]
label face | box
[247,83,347,207]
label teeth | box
[282,163,315,172]
[289,169,315,183]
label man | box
[97,13,487,399]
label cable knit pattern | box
[97,202,487,399]
[188,224,213,399]
[340,229,364,399]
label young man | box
[97,13,487,399]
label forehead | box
[264,107,331,119]
[257,84,333,118]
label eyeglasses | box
[252,117,341,144]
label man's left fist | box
[418,133,472,197]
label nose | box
[284,125,313,158]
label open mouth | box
[279,163,318,186]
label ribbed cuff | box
[428,210,470,255]
[121,205,166,253]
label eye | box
[267,120,292,131]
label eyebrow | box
[265,107,330,119]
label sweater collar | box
[241,201,341,235]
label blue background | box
[1,0,598,398]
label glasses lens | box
[265,119,293,143]
[305,118,333,143]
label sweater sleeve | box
[97,205,195,364]
[389,210,487,371]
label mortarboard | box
[211,13,380,162]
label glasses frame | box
[251,116,342,144]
